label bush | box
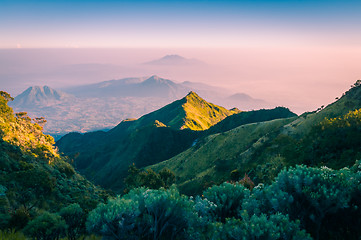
[124,165,176,192]
[59,203,85,240]
[23,211,67,240]
[202,182,250,222]
[218,213,311,240]
[267,165,358,239]
[0,213,10,230]
[8,207,30,230]
[87,187,197,240]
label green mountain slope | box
[205,107,297,135]
[283,80,361,136]
[56,92,238,191]
[0,92,106,229]
[148,118,294,195]
[148,81,361,195]
[126,91,240,131]
[57,92,299,192]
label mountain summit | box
[11,85,73,107]
[129,91,240,131]
[144,55,204,66]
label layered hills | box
[56,92,238,190]
[11,76,267,137]
[65,75,189,99]
[57,92,294,192]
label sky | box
[1,0,361,48]
[1,0,361,113]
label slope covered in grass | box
[149,80,361,195]
[127,91,240,131]
[148,118,294,195]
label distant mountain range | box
[65,75,189,99]
[10,76,269,137]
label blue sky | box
[1,0,361,48]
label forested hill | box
[0,91,107,235]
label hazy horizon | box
[1,0,361,114]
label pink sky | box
[0,46,360,114]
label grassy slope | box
[149,82,361,195]
[283,82,361,137]
[205,107,296,135]
[128,91,239,131]
[149,118,294,195]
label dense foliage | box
[124,165,175,192]
[245,107,361,185]
[87,187,197,240]
[87,163,361,240]
[0,92,107,238]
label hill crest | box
[126,91,239,131]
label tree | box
[202,182,250,223]
[59,204,85,240]
[23,212,67,240]
[0,91,14,102]
[267,165,358,239]
[15,112,31,122]
[7,207,30,230]
[33,117,47,129]
[124,165,176,192]
[158,168,176,188]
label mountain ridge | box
[124,91,240,131]
[147,80,361,195]
[11,76,268,136]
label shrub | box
[8,207,30,230]
[202,182,250,222]
[59,203,85,240]
[87,187,197,240]
[23,211,67,240]
[267,165,358,239]
[0,213,10,230]
[218,213,311,240]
